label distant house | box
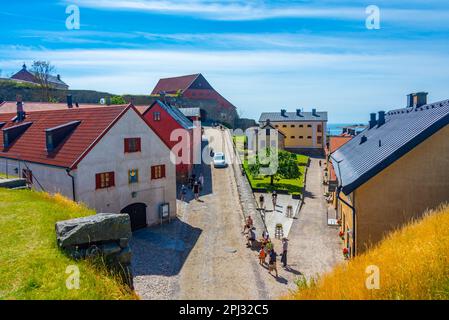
[259,109,328,152]
[325,136,352,192]
[331,92,449,257]
[139,100,201,182]
[179,107,201,123]
[151,73,237,126]
[247,120,286,152]
[9,64,69,90]
[0,102,176,230]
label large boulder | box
[55,213,131,248]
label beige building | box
[331,93,449,257]
[259,109,327,151]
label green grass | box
[243,154,308,196]
[0,188,137,300]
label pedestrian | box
[268,249,278,277]
[180,184,187,202]
[319,160,322,167]
[259,245,266,265]
[281,238,289,268]
[262,230,270,243]
[259,194,265,210]
[246,228,256,248]
[198,173,204,190]
[266,239,273,253]
[191,173,196,189]
[272,191,277,210]
[193,181,200,200]
[242,215,253,234]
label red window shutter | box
[151,166,155,180]
[95,173,101,189]
[124,138,129,153]
[161,165,166,178]
[110,172,115,187]
[136,138,141,152]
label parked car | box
[213,152,227,168]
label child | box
[259,245,266,265]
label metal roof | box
[331,99,449,195]
[179,107,201,118]
[259,111,328,122]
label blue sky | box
[1,0,448,123]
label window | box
[307,124,312,128]
[151,165,166,180]
[128,169,139,184]
[290,125,295,128]
[282,125,287,128]
[22,169,33,184]
[124,138,141,153]
[290,136,295,139]
[299,136,304,139]
[153,112,161,121]
[317,136,322,144]
[317,124,322,133]
[299,125,304,128]
[307,136,312,139]
[96,172,115,189]
[275,125,279,128]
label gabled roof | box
[151,74,200,95]
[0,105,133,169]
[331,99,449,195]
[327,136,353,182]
[259,111,328,122]
[11,67,68,87]
[260,122,286,137]
[144,100,194,130]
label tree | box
[249,149,300,186]
[31,61,55,102]
[110,95,126,105]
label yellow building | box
[258,109,327,151]
[331,93,449,257]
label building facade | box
[9,64,69,90]
[0,104,176,230]
[259,109,327,152]
[331,93,449,256]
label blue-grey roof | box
[179,107,201,118]
[259,111,327,122]
[147,100,194,130]
[331,99,449,195]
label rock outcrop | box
[55,213,133,288]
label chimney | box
[407,94,413,108]
[67,95,73,108]
[312,108,317,116]
[360,135,367,144]
[413,92,428,108]
[281,109,287,117]
[377,111,385,127]
[369,113,377,129]
[296,109,302,116]
[16,95,25,122]
[57,74,61,81]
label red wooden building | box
[139,100,197,182]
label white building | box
[0,103,176,230]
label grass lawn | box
[0,188,137,300]
[243,153,308,196]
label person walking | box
[272,191,278,210]
[259,194,265,210]
[180,184,187,202]
[268,249,278,277]
[193,181,200,200]
[246,228,256,248]
[259,245,266,265]
[281,238,289,268]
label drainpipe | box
[336,186,356,257]
[66,168,76,202]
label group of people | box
[258,191,278,212]
[242,215,289,279]
[180,173,205,201]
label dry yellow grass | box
[289,204,449,300]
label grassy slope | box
[290,204,449,300]
[0,189,136,300]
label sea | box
[327,123,366,136]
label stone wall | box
[55,213,133,288]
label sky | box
[0,0,448,123]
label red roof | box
[0,105,131,169]
[151,74,200,95]
[0,101,126,114]
[328,136,353,181]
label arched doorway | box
[121,203,147,231]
